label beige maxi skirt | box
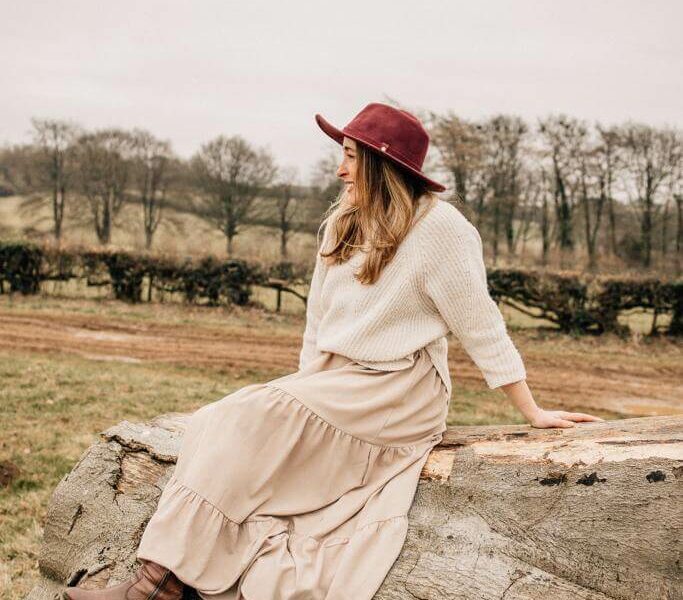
[136,346,449,600]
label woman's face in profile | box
[336,136,357,203]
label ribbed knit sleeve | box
[421,209,527,389]
[298,252,326,370]
[298,218,333,370]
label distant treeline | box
[1,240,679,337]
[0,111,681,274]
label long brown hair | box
[316,142,438,285]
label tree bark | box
[676,193,682,277]
[28,414,682,600]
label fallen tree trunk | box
[28,414,682,600]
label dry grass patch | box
[1,294,681,597]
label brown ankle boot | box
[62,560,185,600]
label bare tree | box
[539,168,553,265]
[483,115,528,263]
[575,126,607,271]
[673,150,683,276]
[620,123,681,268]
[538,115,587,266]
[192,135,276,255]
[310,150,342,198]
[661,195,672,260]
[675,200,683,277]
[76,129,134,245]
[307,149,343,227]
[428,112,489,224]
[595,125,622,257]
[0,143,40,195]
[129,129,173,249]
[272,166,302,259]
[30,118,81,242]
[514,167,544,259]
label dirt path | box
[1,306,681,418]
[0,311,300,373]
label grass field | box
[1,192,681,597]
[0,194,319,262]
[1,294,682,598]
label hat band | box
[343,126,423,172]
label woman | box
[64,103,603,600]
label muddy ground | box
[1,302,681,418]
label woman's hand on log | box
[527,408,604,429]
[499,380,605,428]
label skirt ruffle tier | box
[137,348,449,600]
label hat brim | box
[314,113,446,193]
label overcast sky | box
[3,0,681,184]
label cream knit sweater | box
[298,196,527,397]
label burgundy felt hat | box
[315,102,446,193]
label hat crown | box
[314,101,446,192]
[342,103,429,170]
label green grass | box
[0,284,678,597]
[0,352,250,598]
[0,342,518,597]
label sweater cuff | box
[481,349,527,389]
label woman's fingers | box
[565,412,604,422]
[533,410,605,429]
